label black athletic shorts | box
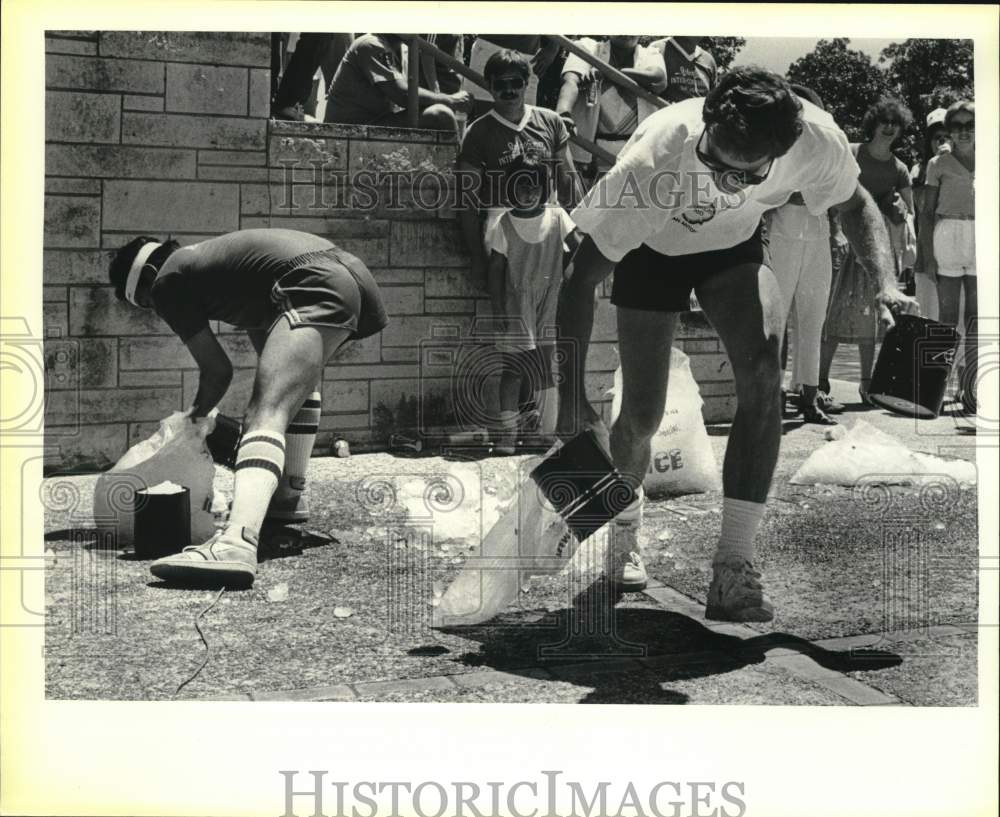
[270,247,389,340]
[610,224,771,313]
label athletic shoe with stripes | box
[149,525,258,587]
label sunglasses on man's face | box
[695,129,773,186]
[879,119,902,126]
[949,120,974,133]
[492,77,526,93]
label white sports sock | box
[230,431,285,536]
[275,389,320,500]
[715,497,766,563]
[611,487,644,554]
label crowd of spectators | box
[271,32,976,423]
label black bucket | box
[869,314,959,419]
[206,414,243,469]
[133,486,191,559]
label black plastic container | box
[206,414,243,469]
[869,314,960,419]
[133,486,191,559]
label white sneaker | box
[150,526,258,587]
[610,489,647,592]
[613,549,648,592]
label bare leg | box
[150,320,350,586]
[496,356,522,453]
[938,276,965,400]
[230,320,350,531]
[962,275,978,407]
[696,262,783,623]
[498,364,522,416]
[247,327,322,512]
[858,340,875,398]
[937,276,963,327]
[418,104,458,132]
[696,263,785,503]
[818,338,838,394]
[608,307,676,587]
[610,308,678,488]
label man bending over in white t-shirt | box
[558,66,918,621]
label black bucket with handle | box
[868,314,959,419]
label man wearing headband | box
[109,228,389,587]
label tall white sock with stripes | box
[231,431,286,535]
[274,389,321,501]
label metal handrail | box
[549,35,668,112]
[407,35,421,128]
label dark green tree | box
[702,37,746,72]
[787,38,890,141]
[880,39,974,127]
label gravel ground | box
[43,379,980,703]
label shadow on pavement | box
[437,588,902,704]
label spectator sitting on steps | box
[325,33,472,130]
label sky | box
[733,38,900,75]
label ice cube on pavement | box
[266,583,289,602]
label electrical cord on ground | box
[174,587,226,697]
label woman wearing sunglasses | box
[819,97,915,408]
[920,100,976,413]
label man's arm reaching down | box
[833,182,920,328]
[555,233,616,446]
[183,327,233,418]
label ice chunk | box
[791,420,977,487]
[145,480,185,494]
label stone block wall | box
[43,30,736,473]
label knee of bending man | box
[736,346,782,404]
[617,400,663,442]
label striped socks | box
[230,431,286,535]
[714,497,766,563]
[274,389,321,501]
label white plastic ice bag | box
[790,420,976,486]
[93,412,219,546]
[609,348,721,496]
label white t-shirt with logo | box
[571,97,860,261]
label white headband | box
[124,242,162,307]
